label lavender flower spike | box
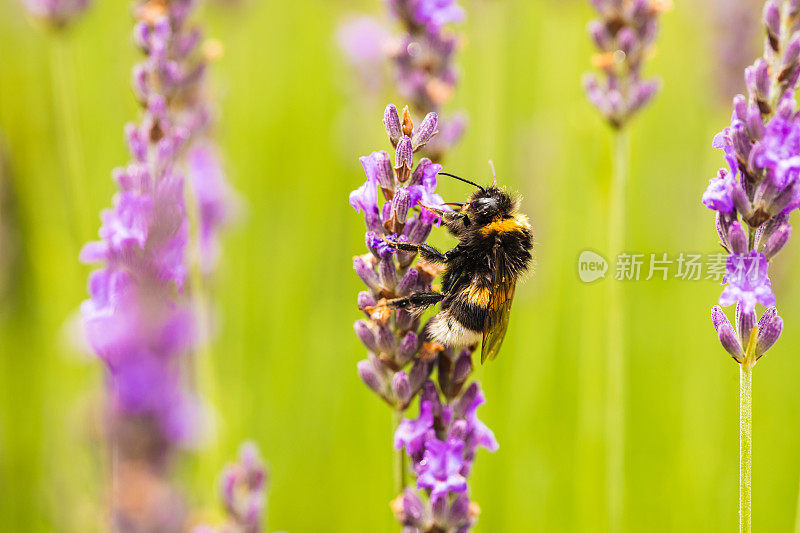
[80,1,228,529]
[583,0,669,128]
[701,2,800,529]
[22,0,91,28]
[196,442,268,533]
[352,106,497,530]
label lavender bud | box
[731,122,752,162]
[409,158,432,186]
[588,20,611,50]
[762,224,791,258]
[376,325,395,353]
[777,94,797,118]
[392,372,412,404]
[396,268,419,297]
[411,112,439,151]
[733,94,748,122]
[406,217,432,243]
[402,489,426,523]
[791,0,800,18]
[407,358,430,393]
[125,123,147,162]
[768,181,800,215]
[378,255,397,290]
[746,60,771,102]
[375,151,395,192]
[717,321,745,361]
[784,33,800,69]
[384,104,402,145]
[453,382,479,418]
[354,256,380,292]
[617,27,637,56]
[452,351,473,387]
[397,331,419,363]
[358,290,376,310]
[395,136,414,182]
[745,102,764,139]
[716,211,735,248]
[764,1,782,49]
[449,494,471,524]
[736,302,757,349]
[431,493,448,523]
[396,308,415,331]
[392,188,411,223]
[711,305,729,330]
[732,180,753,218]
[756,307,783,356]
[358,359,386,396]
[354,320,378,352]
[630,80,659,112]
[727,220,748,253]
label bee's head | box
[465,187,515,224]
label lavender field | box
[2,0,800,532]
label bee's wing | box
[481,242,517,363]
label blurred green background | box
[2,0,800,531]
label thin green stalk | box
[49,35,92,242]
[740,363,752,533]
[393,409,406,494]
[793,477,800,533]
[606,128,629,533]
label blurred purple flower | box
[188,143,238,274]
[337,15,387,65]
[22,0,91,27]
[81,0,232,528]
[410,0,465,34]
[583,0,667,128]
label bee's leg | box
[385,241,449,264]
[385,291,444,310]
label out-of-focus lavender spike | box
[197,442,268,533]
[80,1,237,529]
[21,0,91,29]
[583,0,667,128]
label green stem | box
[393,409,406,494]
[50,35,92,242]
[606,128,629,533]
[740,363,752,533]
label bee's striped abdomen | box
[427,280,489,347]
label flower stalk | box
[584,3,665,530]
[739,362,752,533]
[605,128,629,532]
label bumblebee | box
[385,172,533,363]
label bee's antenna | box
[488,160,497,186]
[438,172,486,192]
